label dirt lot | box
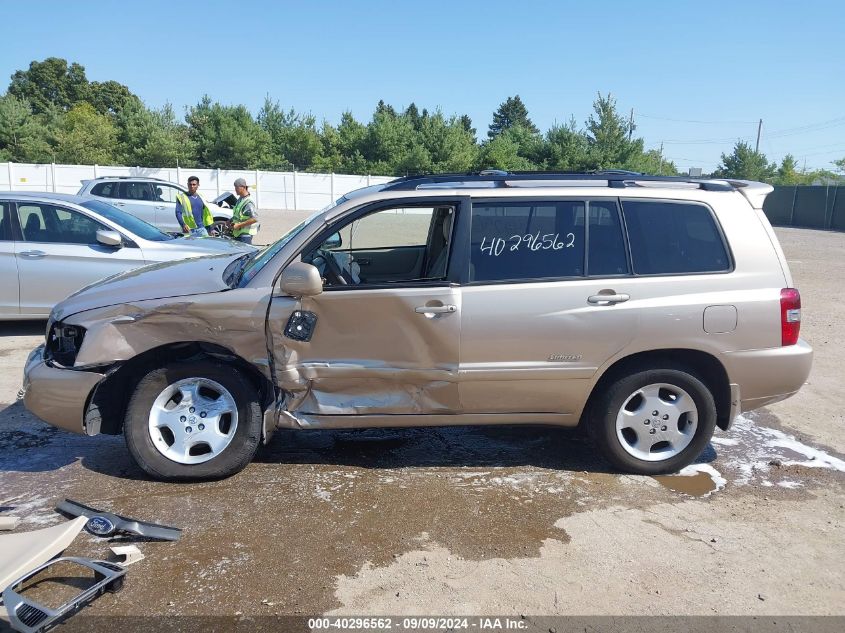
[1,220,843,628]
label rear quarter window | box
[622,200,730,275]
[91,182,117,198]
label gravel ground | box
[0,223,843,628]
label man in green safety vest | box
[230,177,259,244]
[175,176,213,237]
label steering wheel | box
[318,249,356,286]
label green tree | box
[458,114,476,138]
[55,102,117,164]
[187,96,271,169]
[117,101,193,167]
[713,141,776,182]
[362,107,421,174]
[774,154,806,185]
[488,95,539,139]
[418,111,478,172]
[477,126,538,171]
[8,57,88,114]
[585,92,640,170]
[544,118,589,171]
[257,97,324,170]
[87,80,140,117]
[0,94,57,162]
[626,148,678,176]
[833,157,845,174]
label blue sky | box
[3,0,844,172]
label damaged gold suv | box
[22,171,813,481]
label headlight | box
[45,322,86,367]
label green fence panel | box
[830,187,845,231]
[792,187,828,229]
[763,187,795,226]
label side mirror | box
[323,232,342,249]
[96,229,123,248]
[279,261,323,297]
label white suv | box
[77,177,233,233]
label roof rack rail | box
[382,171,735,192]
[91,176,170,182]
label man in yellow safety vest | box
[230,178,259,244]
[175,176,213,237]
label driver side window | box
[305,205,456,287]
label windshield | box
[238,213,319,286]
[81,200,173,242]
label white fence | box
[0,162,394,211]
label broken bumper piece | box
[57,499,182,541]
[3,557,126,633]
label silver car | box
[77,177,234,234]
[0,192,253,319]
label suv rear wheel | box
[124,360,262,481]
[590,366,717,475]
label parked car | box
[77,177,234,234]
[22,172,812,481]
[0,192,253,318]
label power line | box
[638,113,757,125]
[662,136,753,145]
[765,115,845,136]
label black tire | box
[209,218,231,238]
[589,366,717,475]
[124,360,262,481]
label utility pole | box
[658,142,664,175]
[628,108,634,141]
[755,119,763,153]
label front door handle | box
[588,292,630,305]
[114,202,126,206]
[19,250,47,259]
[155,205,166,210]
[415,304,457,314]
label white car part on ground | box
[0,517,87,589]
[109,544,145,566]
[0,516,20,531]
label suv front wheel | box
[124,360,262,481]
[590,366,717,475]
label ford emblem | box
[86,516,116,536]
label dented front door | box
[269,285,461,417]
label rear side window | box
[622,200,730,274]
[119,182,153,201]
[470,201,585,282]
[91,182,117,197]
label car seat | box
[426,210,454,278]
[23,214,44,241]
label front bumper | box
[22,345,106,435]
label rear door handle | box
[19,250,47,259]
[588,293,629,305]
[415,304,457,314]
[155,205,166,210]
[114,202,126,206]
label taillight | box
[780,288,801,346]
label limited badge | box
[86,516,117,537]
[284,310,318,342]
